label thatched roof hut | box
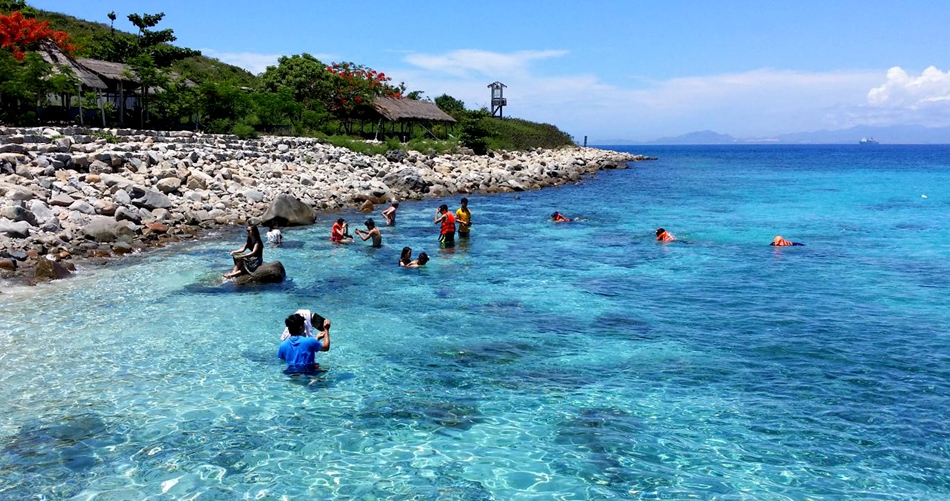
[37,40,107,90]
[75,58,138,85]
[373,97,456,123]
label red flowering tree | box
[0,11,76,61]
[325,61,404,133]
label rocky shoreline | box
[0,126,653,289]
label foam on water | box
[1,144,949,499]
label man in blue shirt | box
[277,313,330,372]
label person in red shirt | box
[551,211,571,222]
[434,204,456,248]
[330,218,353,243]
[655,228,676,242]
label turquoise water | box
[2,145,950,499]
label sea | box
[1,144,949,500]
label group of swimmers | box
[261,199,802,372]
[550,214,802,247]
[271,199,473,372]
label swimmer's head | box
[656,228,666,237]
[365,218,375,229]
[337,218,345,225]
[417,252,429,265]
[438,204,448,213]
[285,313,306,336]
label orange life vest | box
[441,212,456,235]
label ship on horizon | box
[859,137,879,144]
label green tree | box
[435,93,465,119]
[459,109,492,155]
[259,53,333,113]
[92,11,198,66]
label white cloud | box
[855,66,950,127]
[404,49,568,79]
[395,49,883,141]
[200,49,336,75]
[867,66,950,106]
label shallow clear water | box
[2,145,950,499]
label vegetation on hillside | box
[0,0,575,152]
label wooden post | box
[77,83,83,126]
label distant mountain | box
[632,125,950,145]
[770,125,950,144]
[645,130,738,145]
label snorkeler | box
[770,235,804,246]
[551,211,571,222]
[655,228,676,242]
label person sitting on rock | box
[354,218,382,247]
[330,218,353,243]
[224,224,264,278]
[381,202,399,226]
[278,313,330,373]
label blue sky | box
[29,0,950,142]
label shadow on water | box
[551,406,656,495]
[591,311,654,340]
[354,394,485,432]
[0,413,123,497]
[180,275,297,295]
[270,240,306,249]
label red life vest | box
[441,212,456,235]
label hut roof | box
[37,40,107,90]
[373,97,456,123]
[76,58,138,84]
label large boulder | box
[130,187,172,210]
[0,219,31,238]
[82,216,135,243]
[382,167,431,194]
[233,260,286,285]
[260,194,315,227]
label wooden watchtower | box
[488,81,507,118]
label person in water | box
[381,202,399,226]
[456,198,472,238]
[399,246,413,267]
[280,309,331,341]
[434,204,456,248]
[224,224,264,278]
[551,211,570,222]
[407,252,429,268]
[771,235,804,246]
[354,218,382,247]
[655,228,676,242]
[330,218,353,243]
[277,313,330,372]
[266,225,283,246]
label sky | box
[28,0,950,143]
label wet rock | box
[34,256,71,281]
[233,260,286,285]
